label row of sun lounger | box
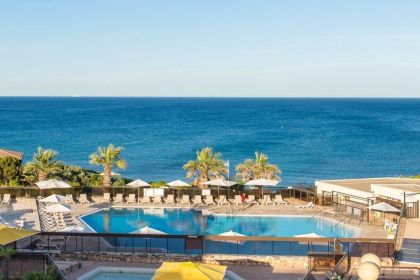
[88,193,290,207]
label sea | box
[1,97,419,186]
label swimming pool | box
[80,207,357,237]
[77,267,245,280]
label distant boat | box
[71,95,80,98]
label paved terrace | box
[65,261,326,280]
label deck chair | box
[65,194,76,205]
[246,195,259,205]
[153,196,163,204]
[204,195,216,206]
[165,194,175,205]
[193,195,203,206]
[127,194,136,204]
[234,195,242,205]
[113,193,124,204]
[295,201,315,209]
[103,193,111,203]
[79,194,90,205]
[180,195,191,206]
[140,196,151,204]
[274,194,288,205]
[263,195,275,206]
[1,194,11,205]
[217,195,230,206]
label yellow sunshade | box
[0,225,38,246]
[152,262,227,280]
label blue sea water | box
[80,208,355,237]
[0,97,419,186]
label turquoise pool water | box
[80,207,356,237]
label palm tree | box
[89,144,127,188]
[236,152,281,182]
[0,246,15,280]
[183,147,227,187]
[24,147,62,181]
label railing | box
[380,266,420,278]
[0,252,65,279]
[15,232,396,258]
[324,253,350,279]
[45,253,66,280]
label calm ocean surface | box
[1,97,419,186]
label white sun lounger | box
[217,195,230,206]
[193,195,203,206]
[140,196,151,204]
[153,196,163,205]
[1,194,11,205]
[113,193,124,204]
[127,194,136,204]
[79,194,90,205]
[165,194,175,205]
[246,195,259,205]
[263,195,275,206]
[204,195,216,206]
[180,195,191,206]
[103,193,111,203]
[274,194,288,205]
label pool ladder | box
[329,216,352,232]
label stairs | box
[395,239,420,264]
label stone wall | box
[52,252,308,268]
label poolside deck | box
[64,261,326,280]
[0,196,386,238]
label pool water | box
[87,272,152,280]
[80,208,356,237]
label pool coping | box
[77,206,361,237]
[76,266,246,280]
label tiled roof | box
[0,148,24,160]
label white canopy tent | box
[294,232,327,246]
[131,226,167,235]
[244,178,280,197]
[167,180,190,187]
[45,203,72,213]
[126,179,151,197]
[203,179,237,196]
[368,202,401,213]
[167,180,190,199]
[40,194,67,203]
[36,179,72,190]
[219,230,246,244]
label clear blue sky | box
[1,0,420,97]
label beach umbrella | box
[368,202,401,213]
[57,225,88,233]
[45,203,72,213]
[126,179,151,197]
[219,230,246,244]
[131,226,167,235]
[40,194,67,203]
[294,232,326,246]
[36,179,72,190]
[245,178,279,197]
[152,261,227,280]
[167,180,190,187]
[167,180,190,199]
[203,179,237,196]
[0,225,39,246]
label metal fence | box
[15,232,395,258]
[0,252,65,280]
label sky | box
[1,0,420,97]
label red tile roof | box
[0,148,24,160]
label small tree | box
[24,147,62,182]
[0,246,15,280]
[0,157,22,185]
